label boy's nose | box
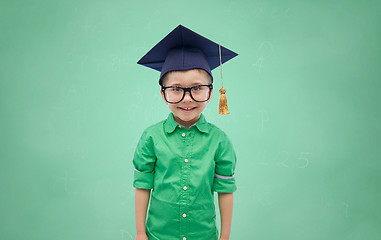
[182,91,193,102]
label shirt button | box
[182,213,187,218]
[181,133,186,137]
[183,186,187,191]
[184,159,188,163]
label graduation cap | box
[137,25,238,114]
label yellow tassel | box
[219,87,230,115]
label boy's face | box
[161,69,212,128]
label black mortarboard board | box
[137,25,238,85]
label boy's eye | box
[192,86,201,91]
[170,87,182,92]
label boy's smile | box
[161,69,212,129]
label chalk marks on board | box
[66,46,133,74]
[60,171,78,194]
[258,150,312,169]
[259,110,269,132]
[253,41,274,73]
[296,152,311,168]
[275,150,290,168]
[281,151,311,169]
[320,196,350,218]
[270,6,291,18]
[111,55,121,72]
[80,54,88,66]
[235,4,291,19]
[127,91,167,129]
[252,56,265,73]
[257,41,274,59]
[120,229,134,240]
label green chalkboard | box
[1,0,380,239]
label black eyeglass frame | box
[161,84,213,104]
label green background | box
[1,0,380,239]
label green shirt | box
[133,113,237,240]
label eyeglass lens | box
[164,85,211,103]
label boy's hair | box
[160,68,213,87]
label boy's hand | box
[135,233,148,240]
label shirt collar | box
[164,113,209,134]
[194,114,209,133]
[164,113,178,133]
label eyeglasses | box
[161,84,213,104]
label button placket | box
[179,202,189,238]
[180,129,193,239]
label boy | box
[133,25,238,240]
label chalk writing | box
[296,152,311,168]
[61,171,78,194]
[259,110,269,132]
[111,55,121,72]
[253,41,274,73]
[276,150,290,168]
[120,229,133,240]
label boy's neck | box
[174,116,200,130]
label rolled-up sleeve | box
[212,133,237,193]
[133,130,156,189]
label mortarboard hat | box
[137,25,238,114]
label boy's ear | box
[160,90,169,104]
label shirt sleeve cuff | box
[133,170,154,189]
[212,177,237,193]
